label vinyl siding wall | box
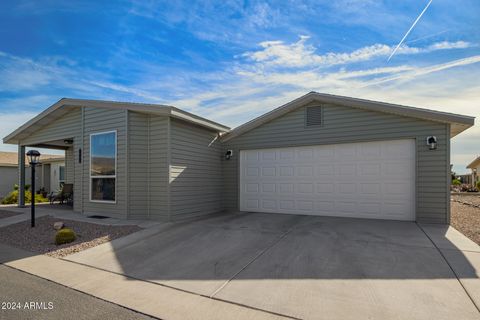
[222,102,450,223]
[148,115,169,219]
[127,112,149,219]
[0,167,20,198]
[20,108,82,146]
[127,112,169,219]
[19,108,82,210]
[82,107,127,218]
[169,119,223,220]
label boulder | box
[53,221,64,230]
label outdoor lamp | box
[26,150,41,227]
[27,149,41,165]
[426,136,437,150]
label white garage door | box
[239,139,415,221]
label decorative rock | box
[53,222,64,230]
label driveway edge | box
[1,245,290,320]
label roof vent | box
[305,106,323,127]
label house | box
[467,156,480,185]
[0,151,64,199]
[3,92,475,223]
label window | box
[59,165,65,187]
[90,131,116,202]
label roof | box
[3,98,230,145]
[221,92,475,142]
[467,156,480,169]
[0,151,64,167]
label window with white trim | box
[90,131,116,202]
[59,165,65,187]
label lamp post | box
[26,150,40,228]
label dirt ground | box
[0,215,142,257]
[451,196,480,245]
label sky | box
[0,0,479,173]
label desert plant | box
[13,184,30,191]
[55,228,76,245]
[452,179,461,186]
[0,189,49,205]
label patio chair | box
[49,184,73,205]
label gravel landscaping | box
[0,209,22,219]
[0,215,142,258]
[451,197,480,245]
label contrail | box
[388,0,433,61]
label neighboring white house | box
[467,156,480,185]
[0,151,64,199]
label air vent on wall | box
[305,106,323,127]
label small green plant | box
[452,179,461,186]
[55,228,76,245]
[13,184,30,191]
[1,189,49,205]
[476,181,480,190]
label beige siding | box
[148,115,169,219]
[82,107,127,218]
[222,102,449,223]
[170,119,222,220]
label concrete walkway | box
[0,204,161,228]
[1,213,480,319]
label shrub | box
[477,181,480,190]
[0,190,49,205]
[452,179,461,186]
[55,228,76,245]
[13,184,30,191]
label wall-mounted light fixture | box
[426,136,437,150]
[64,139,73,145]
[225,150,233,160]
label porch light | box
[26,150,40,227]
[426,136,437,150]
[26,149,41,165]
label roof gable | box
[4,98,230,145]
[221,92,475,142]
[467,156,480,169]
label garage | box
[240,139,416,221]
[222,92,475,223]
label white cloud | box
[242,36,474,68]
[0,111,38,150]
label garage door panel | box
[239,139,415,221]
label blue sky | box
[0,0,479,173]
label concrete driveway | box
[66,212,480,320]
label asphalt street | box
[0,265,155,320]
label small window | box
[90,131,116,202]
[59,165,65,187]
[305,106,323,127]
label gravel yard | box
[0,215,142,258]
[0,209,22,219]
[451,195,480,245]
